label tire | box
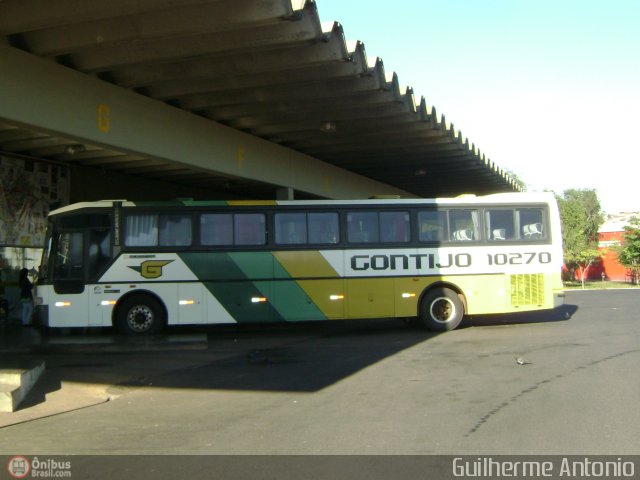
[418,287,464,332]
[116,294,165,335]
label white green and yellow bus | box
[35,192,564,334]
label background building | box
[590,212,640,282]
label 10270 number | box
[487,252,551,265]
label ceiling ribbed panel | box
[0,0,518,198]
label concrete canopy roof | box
[0,0,519,199]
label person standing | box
[19,268,33,326]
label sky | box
[315,0,640,214]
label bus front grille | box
[510,274,545,306]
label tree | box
[556,189,604,288]
[616,217,640,285]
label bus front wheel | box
[419,287,464,332]
[116,294,165,335]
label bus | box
[35,192,565,334]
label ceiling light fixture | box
[320,121,336,134]
[64,144,86,155]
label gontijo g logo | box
[7,456,30,478]
[129,260,173,279]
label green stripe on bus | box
[179,251,327,322]
[179,252,284,322]
[272,258,328,321]
[228,252,273,279]
[203,280,284,323]
[271,280,328,321]
[179,252,252,281]
[229,252,327,321]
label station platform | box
[0,322,209,427]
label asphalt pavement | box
[0,289,638,455]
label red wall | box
[590,231,628,281]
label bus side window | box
[485,209,515,241]
[234,213,266,246]
[380,212,410,243]
[275,213,307,245]
[519,208,546,240]
[347,212,379,243]
[125,214,158,246]
[308,212,339,244]
[201,214,233,246]
[418,211,447,242]
[159,215,192,247]
[449,209,479,241]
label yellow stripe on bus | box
[273,251,339,278]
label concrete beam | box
[106,27,351,88]
[64,3,322,72]
[15,0,298,56]
[0,46,411,200]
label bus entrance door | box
[50,230,90,327]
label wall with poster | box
[0,155,69,319]
[0,154,69,248]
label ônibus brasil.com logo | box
[7,456,30,478]
[7,456,72,478]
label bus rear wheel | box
[116,294,165,335]
[419,287,464,331]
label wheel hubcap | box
[430,297,455,323]
[126,305,154,332]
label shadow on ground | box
[462,304,578,328]
[2,320,438,398]
[115,319,438,393]
[0,305,578,402]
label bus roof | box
[49,192,557,216]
